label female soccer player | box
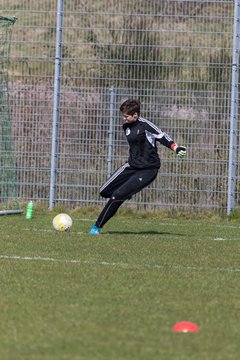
[89,99,186,234]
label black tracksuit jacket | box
[123,116,175,169]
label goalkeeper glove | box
[172,144,186,159]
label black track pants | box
[95,163,158,228]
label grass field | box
[0,210,240,360]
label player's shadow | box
[107,230,185,236]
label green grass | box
[0,210,240,359]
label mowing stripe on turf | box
[21,228,238,240]
[0,254,240,273]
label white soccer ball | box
[52,213,72,231]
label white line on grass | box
[22,228,84,235]
[1,254,240,273]
[157,222,240,230]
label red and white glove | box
[171,144,186,159]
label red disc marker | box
[173,321,200,333]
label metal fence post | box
[49,0,64,210]
[107,86,116,178]
[227,0,240,215]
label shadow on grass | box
[106,230,185,236]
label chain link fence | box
[1,0,239,212]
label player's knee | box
[100,190,108,198]
[100,188,111,198]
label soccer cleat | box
[89,225,101,235]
